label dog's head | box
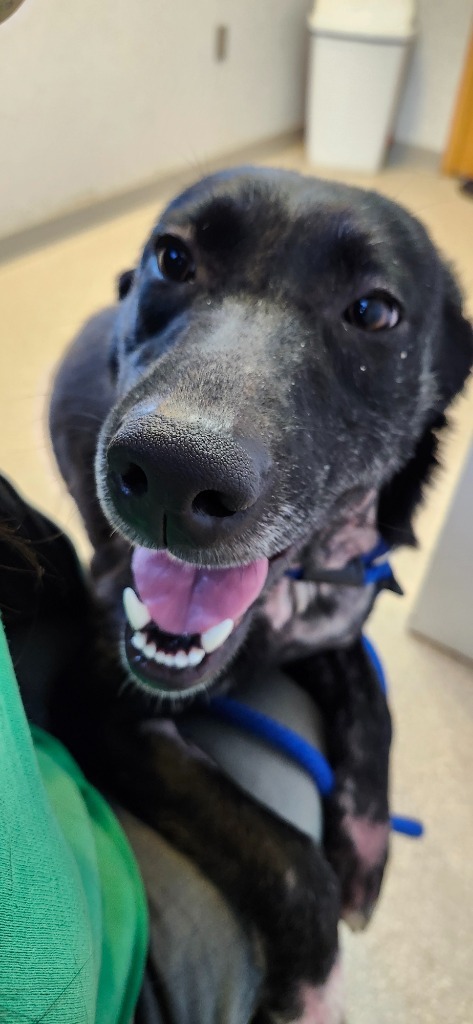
[52,167,473,702]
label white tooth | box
[131,631,146,651]
[163,653,175,667]
[143,641,157,659]
[174,651,189,669]
[154,649,168,665]
[188,647,205,667]
[201,618,234,654]
[123,587,150,631]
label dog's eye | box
[344,292,401,331]
[155,235,195,283]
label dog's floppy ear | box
[378,266,473,546]
[117,269,135,300]
[49,307,117,554]
[430,264,473,414]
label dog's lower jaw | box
[116,548,379,700]
[119,611,253,702]
[117,540,305,697]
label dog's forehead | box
[146,167,434,299]
[159,169,414,244]
[147,168,432,292]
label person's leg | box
[119,809,263,1024]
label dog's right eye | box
[155,235,195,284]
[344,291,401,331]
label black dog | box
[50,167,473,1023]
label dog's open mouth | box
[122,547,270,694]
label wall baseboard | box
[0,130,302,267]
[387,140,441,171]
[0,133,446,266]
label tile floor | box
[1,140,472,1022]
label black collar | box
[285,539,403,595]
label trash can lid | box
[308,0,416,42]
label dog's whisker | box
[62,411,104,425]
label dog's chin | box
[118,543,296,703]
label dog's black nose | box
[106,415,269,549]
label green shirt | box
[0,617,148,1023]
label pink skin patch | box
[318,489,378,571]
[292,959,343,1024]
[342,813,390,926]
[132,547,268,635]
[263,577,295,630]
[344,815,390,872]
[335,791,389,926]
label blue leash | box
[208,695,334,797]
[208,631,424,840]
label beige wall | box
[394,0,472,152]
[1,0,472,239]
[409,437,473,662]
[0,0,310,237]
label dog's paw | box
[341,813,389,929]
[325,802,390,930]
[290,961,344,1024]
[254,959,344,1024]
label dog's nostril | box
[116,462,149,498]
[192,490,237,519]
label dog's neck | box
[259,489,397,659]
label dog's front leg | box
[287,637,392,931]
[107,721,342,1024]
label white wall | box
[0,0,310,238]
[409,437,473,662]
[2,0,471,239]
[394,0,472,152]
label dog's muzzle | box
[100,411,275,695]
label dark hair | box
[0,521,40,571]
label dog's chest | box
[152,669,326,843]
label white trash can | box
[306,0,416,173]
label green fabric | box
[0,618,148,1023]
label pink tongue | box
[131,547,269,636]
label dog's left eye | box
[344,292,401,331]
[155,235,195,283]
